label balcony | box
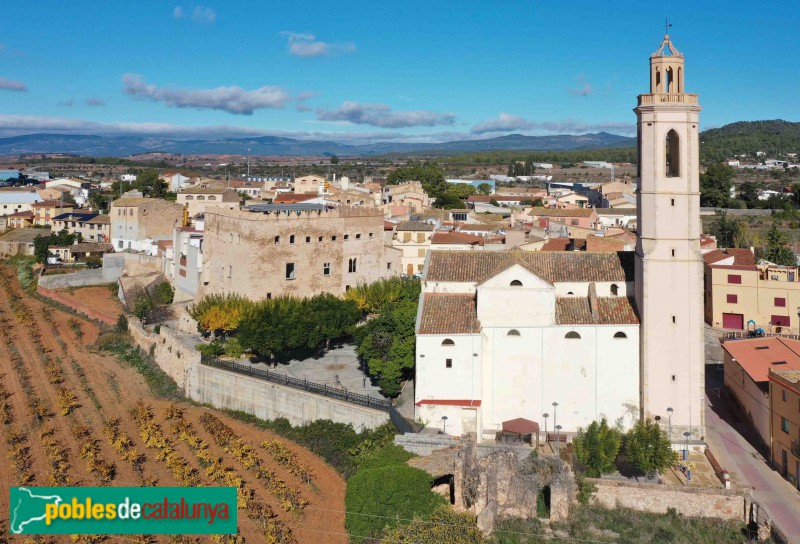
[792,441,800,458]
[638,93,699,106]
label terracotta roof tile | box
[274,193,317,203]
[541,238,572,251]
[527,207,594,218]
[722,337,800,382]
[430,231,483,245]
[556,296,639,325]
[586,236,627,252]
[418,293,481,335]
[396,221,435,232]
[425,250,634,284]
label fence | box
[201,356,417,433]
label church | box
[414,34,705,443]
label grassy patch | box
[4,256,37,293]
[94,331,181,399]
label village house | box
[32,200,75,226]
[524,207,599,232]
[200,203,401,300]
[5,210,34,229]
[48,242,114,263]
[722,337,800,454]
[704,248,800,332]
[293,174,326,194]
[0,191,42,217]
[382,181,431,213]
[391,221,436,276]
[769,368,800,489]
[110,191,184,253]
[162,226,204,300]
[176,187,241,216]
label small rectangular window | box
[332,235,337,241]
[369,233,374,239]
[306,236,311,243]
[728,274,742,284]
[570,219,579,226]
[285,263,295,280]
[344,234,349,240]
[355,233,361,239]
[782,390,787,402]
[445,359,452,369]
[671,249,675,257]
[775,297,786,307]
[727,294,738,303]
[671,199,675,206]
[227,266,232,278]
[672,316,676,324]
[267,293,272,299]
[319,236,323,242]
[387,263,392,270]
[781,417,790,434]
[323,263,330,276]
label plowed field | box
[0,265,346,544]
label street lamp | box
[552,401,559,432]
[441,416,448,435]
[683,431,692,481]
[667,407,674,443]
[555,425,563,457]
[543,412,549,441]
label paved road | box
[704,327,800,543]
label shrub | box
[151,281,175,305]
[622,418,675,479]
[380,507,483,544]
[84,255,103,269]
[345,464,445,538]
[573,418,622,477]
[223,337,244,359]
[115,314,128,333]
[197,341,224,358]
[575,473,597,505]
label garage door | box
[722,313,744,330]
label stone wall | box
[590,479,749,521]
[37,284,119,325]
[127,320,389,430]
[38,269,107,289]
[395,433,460,456]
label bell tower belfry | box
[635,34,704,440]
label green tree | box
[446,184,476,199]
[622,418,675,479]
[489,198,500,206]
[330,155,339,164]
[573,418,622,477]
[737,182,759,209]
[387,164,448,199]
[380,508,483,544]
[433,193,467,209]
[135,169,168,198]
[477,183,493,195]
[700,163,735,208]
[88,191,110,211]
[763,222,796,265]
[345,464,445,539]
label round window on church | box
[614,332,628,339]
[441,339,455,346]
[510,280,523,286]
[565,331,581,339]
[507,329,521,337]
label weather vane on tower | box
[665,17,672,37]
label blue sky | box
[0,0,797,143]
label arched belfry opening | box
[665,67,674,93]
[665,129,680,178]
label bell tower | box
[635,34,704,441]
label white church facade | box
[414,34,705,441]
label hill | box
[701,120,800,162]
[0,132,635,157]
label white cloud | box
[122,73,289,115]
[471,113,534,134]
[281,31,356,57]
[0,77,27,92]
[316,101,455,128]
[174,5,215,23]
[471,113,634,136]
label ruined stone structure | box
[201,204,402,300]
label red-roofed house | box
[723,337,800,450]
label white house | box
[0,192,42,217]
[415,251,640,438]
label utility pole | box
[247,148,251,178]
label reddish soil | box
[55,285,126,318]
[0,265,346,544]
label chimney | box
[588,283,599,322]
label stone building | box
[110,191,184,253]
[176,187,241,217]
[52,212,111,242]
[769,368,800,489]
[200,203,401,300]
[392,221,436,276]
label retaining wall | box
[128,320,388,430]
[37,284,119,325]
[590,478,749,521]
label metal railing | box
[722,331,800,342]
[792,441,800,459]
[638,93,699,105]
[200,356,418,433]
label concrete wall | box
[590,479,748,521]
[38,269,107,289]
[128,319,389,430]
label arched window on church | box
[565,331,581,339]
[510,280,523,286]
[665,129,680,178]
[610,284,619,296]
[441,339,455,346]
[614,331,628,339]
[507,329,521,337]
[665,67,674,93]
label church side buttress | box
[635,35,705,440]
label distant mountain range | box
[0,132,636,158]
